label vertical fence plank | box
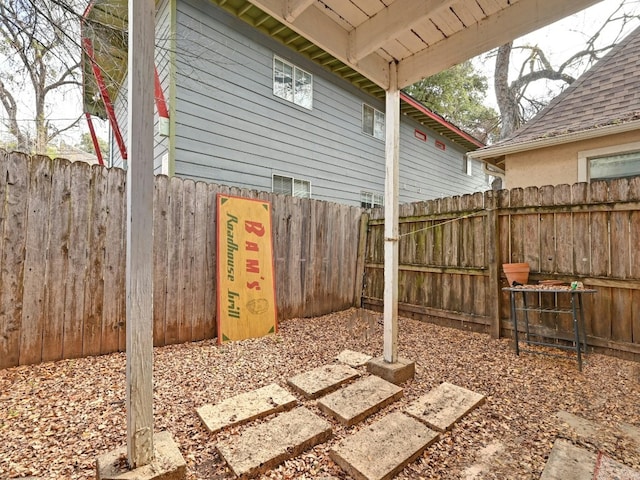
[508,188,525,263]
[538,185,555,274]
[191,181,208,341]
[571,183,590,275]
[153,175,169,346]
[63,161,91,359]
[19,156,52,365]
[165,176,183,344]
[204,183,218,339]
[522,186,540,271]
[609,178,630,279]
[42,158,71,362]
[486,191,500,337]
[0,153,29,368]
[589,181,610,277]
[554,185,573,274]
[101,167,126,354]
[179,179,196,344]
[82,166,108,357]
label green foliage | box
[76,132,108,158]
[404,61,499,144]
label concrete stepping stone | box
[593,452,640,480]
[317,375,403,426]
[540,439,596,480]
[330,411,439,480]
[404,382,485,432]
[196,383,297,434]
[216,406,332,479]
[287,363,360,399]
[336,349,372,367]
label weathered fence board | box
[42,158,71,362]
[0,152,28,369]
[0,152,364,367]
[153,175,169,347]
[83,166,108,357]
[20,155,52,365]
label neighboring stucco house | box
[82,0,490,208]
[469,25,640,189]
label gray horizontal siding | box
[170,0,487,206]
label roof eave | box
[468,120,640,161]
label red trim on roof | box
[400,91,484,148]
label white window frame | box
[272,174,311,198]
[273,56,313,110]
[362,104,385,140]
[578,141,640,182]
[360,191,384,208]
[464,156,473,176]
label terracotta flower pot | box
[503,263,530,286]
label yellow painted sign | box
[216,194,277,343]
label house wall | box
[505,130,640,188]
[171,0,488,206]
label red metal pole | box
[85,112,105,166]
[83,37,128,160]
[154,66,169,119]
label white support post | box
[126,0,155,468]
[383,62,400,364]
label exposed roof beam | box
[397,0,602,88]
[348,0,455,63]
[284,0,314,22]
[249,0,390,88]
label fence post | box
[487,191,501,338]
[354,211,369,307]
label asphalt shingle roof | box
[486,24,640,149]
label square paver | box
[336,349,373,367]
[216,407,332,479]
[196,383,297,434]
[404,382,485,432]
[317,375,403,426]
[287,363,360,399]
[330,411,439,480]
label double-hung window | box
[273,56,313,109]
[362,104,385,140]
[360,191,384,208]
[273,174,311,198]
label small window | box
[273,56,313,109]
[589,151,640,180]
[360,191,384,208]
[273,174,311,198]
[362,104,385,140]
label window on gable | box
[360,191,384,208]
[362,104,385,140]
[589,151,640,180]
[273,56,313,109]
[273,174,311,198]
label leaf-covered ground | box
[1,308,639,479]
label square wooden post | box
[126,0,155,468]
[383,62,400,364]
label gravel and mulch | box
[1,308,639,479]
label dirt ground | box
[1,308,639,479]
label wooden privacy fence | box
[0,151,364,369]
[362,179,640,361]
